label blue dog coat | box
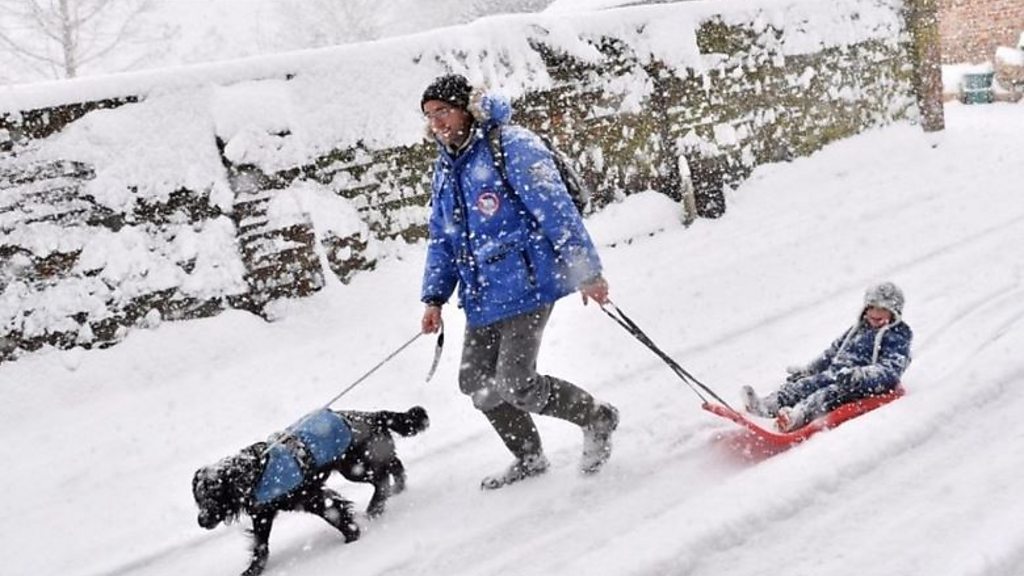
[254,409,353,504]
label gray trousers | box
[460,305,597,460]
[460,305,555,413]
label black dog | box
[192,406,429,576]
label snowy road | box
[3,103,1023,576]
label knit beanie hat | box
[863,281,904,317]
[421,74,472,111]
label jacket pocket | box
[476,231,535,304]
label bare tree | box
[268,0,556,53]
[0,0,176,81]
[466,0,554,19]
[271,0,382,51]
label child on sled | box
[742,281,913,432]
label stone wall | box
[0,0,934,363]
[938,0,1024,63]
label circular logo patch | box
[477,191,500,217]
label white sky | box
[2,101,1023,576]
[0,0,1012,90]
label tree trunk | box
[907,0,944,132]
[58,0,78,78]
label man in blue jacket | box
[418,74,618,489]
[742,281,914,431]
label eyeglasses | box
[424,106,455,121]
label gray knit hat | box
[864,281,904,317]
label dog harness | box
[254,409,353,504]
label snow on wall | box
[0,0,919,361]
[2,0,906,149]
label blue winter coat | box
[420,96,602,328]
[254,409,352,505]
[805,317,913,392]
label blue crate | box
[959,71,994,104]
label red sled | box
[704,385,905,456]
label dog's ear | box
[193,461,247,528]
[193,466,214,498]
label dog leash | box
[323,327,444,409]
[601,300,735,411]
[248,329,443,466]
[424,323,445,383]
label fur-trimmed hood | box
[467,88,512,126]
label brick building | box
[939,0,1024,63]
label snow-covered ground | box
[3,101,1023,576]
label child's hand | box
[785,365,808,382]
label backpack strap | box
[489,125,547,234]
[489,124,590,215]
[487,125,509,186]
[488,124,530,209]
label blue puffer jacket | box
[805,317,913,392]
[420,95,602,328]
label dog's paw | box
[342,520,361,543]
[408,406,430,430]
[242,554,268,576]
[366,502,386,519]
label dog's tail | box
[377,406,429,437]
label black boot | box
[480,403,549,490]
[539,377,596,427]
[541,378,619,475]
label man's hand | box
[421,304,443,334]
[580,276,610,306]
